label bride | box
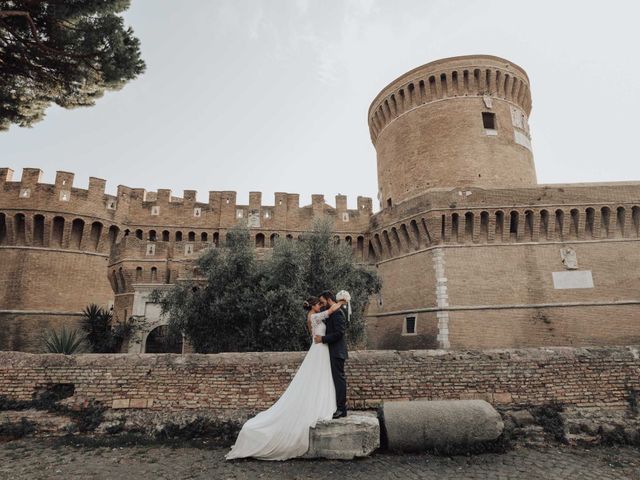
[225,296,347,461]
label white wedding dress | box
[225,310,337,461]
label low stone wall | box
[0,346,639,412]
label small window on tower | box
[482,112,497,134]
[403,316,417,335]
[387,198,393,208]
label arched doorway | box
[144,325,183,353]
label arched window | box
[148,229,157,241]
[213,232,219,246]
[554,209,564,240]
[256,233,265,248]
[175,231,183,242]
[201,232,208,242]
[151,267,158,282]
[270,233,279,247]
[135,229,143,240]
[188,231,195,242]
[135,266,143,281]
[162,230,170,241]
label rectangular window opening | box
[404,316,417,335]
[482,111,496,130]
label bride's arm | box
[307,312,313,335]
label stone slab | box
[304,411,380,460]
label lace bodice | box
[309,310,329,337]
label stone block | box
[129,398,147,409]
[112,399,130,409]
[382,399,503,452]
[509,409,536,427]
[304,411,379,460]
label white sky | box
[2,0,640,210]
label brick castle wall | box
[0,346,638,412]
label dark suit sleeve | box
[322,310,346,344]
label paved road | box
[0,439,638,480]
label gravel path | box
[0,439,638,480]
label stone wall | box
[1,346,638,412]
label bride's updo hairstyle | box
[303,296,320,311]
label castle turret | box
[369,55,536,208]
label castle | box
[2,55,639,353]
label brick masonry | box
[1,54,640,353]
[0,346,638,412]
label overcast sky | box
[2,0,640,210]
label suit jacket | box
[322,307,348,359]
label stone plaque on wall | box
[248,210,260,228]
[552,271,594,289]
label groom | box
[314,290,348,418]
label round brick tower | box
[368,55,536,208]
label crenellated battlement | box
[368,55,531,144]
[0,168,373,257]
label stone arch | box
[33,214,45,246]
[464,211,474,242]
[524,210,534,241]
[0,212,6,245]
[135,229,143,240]
[151,267,158,282]
[356,236,364,260]
[144,325,183,354]
[409,219,421,249]
[345,235,353,246]
[89,221,103,251]
[569,209,580,240]
[148,229,157,241]
[382,230,393,257]
[398,224,411,251]
[616,206,626,237]
[118,267,126,292]
[270,233,279,247]
[14,213,26,245]
[51,216,65,247]
[201,232,208,242]
[213,232,219,246]
[509,211,519,241]
[135,266,143,282]
[70,218,84,249]
[585,208,595,239]
[162,230,170,241]
[108,225,120,246]
[600,207,611,238]
[256,233,265,248]
[539,209,549,240]
[632,206,640,237]
[451,213,459,243]
[175,231,183,242]
[480,211,489,242]
[494,211,504,242]
[188,231,196,242]
[554,209,565,240]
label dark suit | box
[322,306,348,413]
